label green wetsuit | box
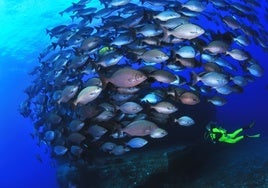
[207,122,260,144]
[218,128,244,144]
[210,127,244,144]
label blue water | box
[0,0,267,187]
[0,1,75,187]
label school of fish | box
[19,0,267,160]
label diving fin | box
[246,134,260,138]
[243,121,255,130]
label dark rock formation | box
[57,145,187,188]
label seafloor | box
[57,137,268,188]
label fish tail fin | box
[174,89,181,102]
[129,28,136,39]
[46,29,50,34]
[99,74,109,90]
[202,46,207,53]
[140,98,148,103]
[57,99,61,105]
[161,26,171,41]
[38,56,42,62]
[114,104,120,111]
[91,138,99,142]
[72,2,78,6]
[95,26,101,33]
[70,15,76,21]
[123,140,129,147]
[170,75,181,86]
[143,9,153,20]
[191,71,200,86]
[170,49,177,59]
[51,42,58,49]
[73,47,83,56]
[127,51,140,63]
[178,75,187,85]
[239,61,249,72]
[143,101,153,112]
[103,3,108,8]
[71,101,78,111]
[73,100,78,107]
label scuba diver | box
[204,121,260,144]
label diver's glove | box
[243,121,255,130]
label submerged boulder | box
[57,145,187,188]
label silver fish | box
[103,67,147,88]
[54,145,68,156]
[110,145,130,155]
[174,116,195,126]
[226,49,249,61]
[126,137,148,148]
[192,71,229,88]
[88,124,107,140]
[68,133,86,145]
[69,120,85,132]
[247,63,264,77]
[151,101,178,114]
[208,96,227,106]
[100,142,117,152]
[153,10,181,21]
[122,120,158,137]
[119,102,143,114]
[175,45,196,58]
[163,23,205,40]
[138,49,169,63]
[74,86,102,106]
[58,85,79,104]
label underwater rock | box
[57,145,187,188]
[57,164,79,188]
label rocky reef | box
[57,145,187,188]
[57,138,268,188]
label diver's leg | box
[224,134,259,144]
[224,136,244,144]
[228,128,243,138]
